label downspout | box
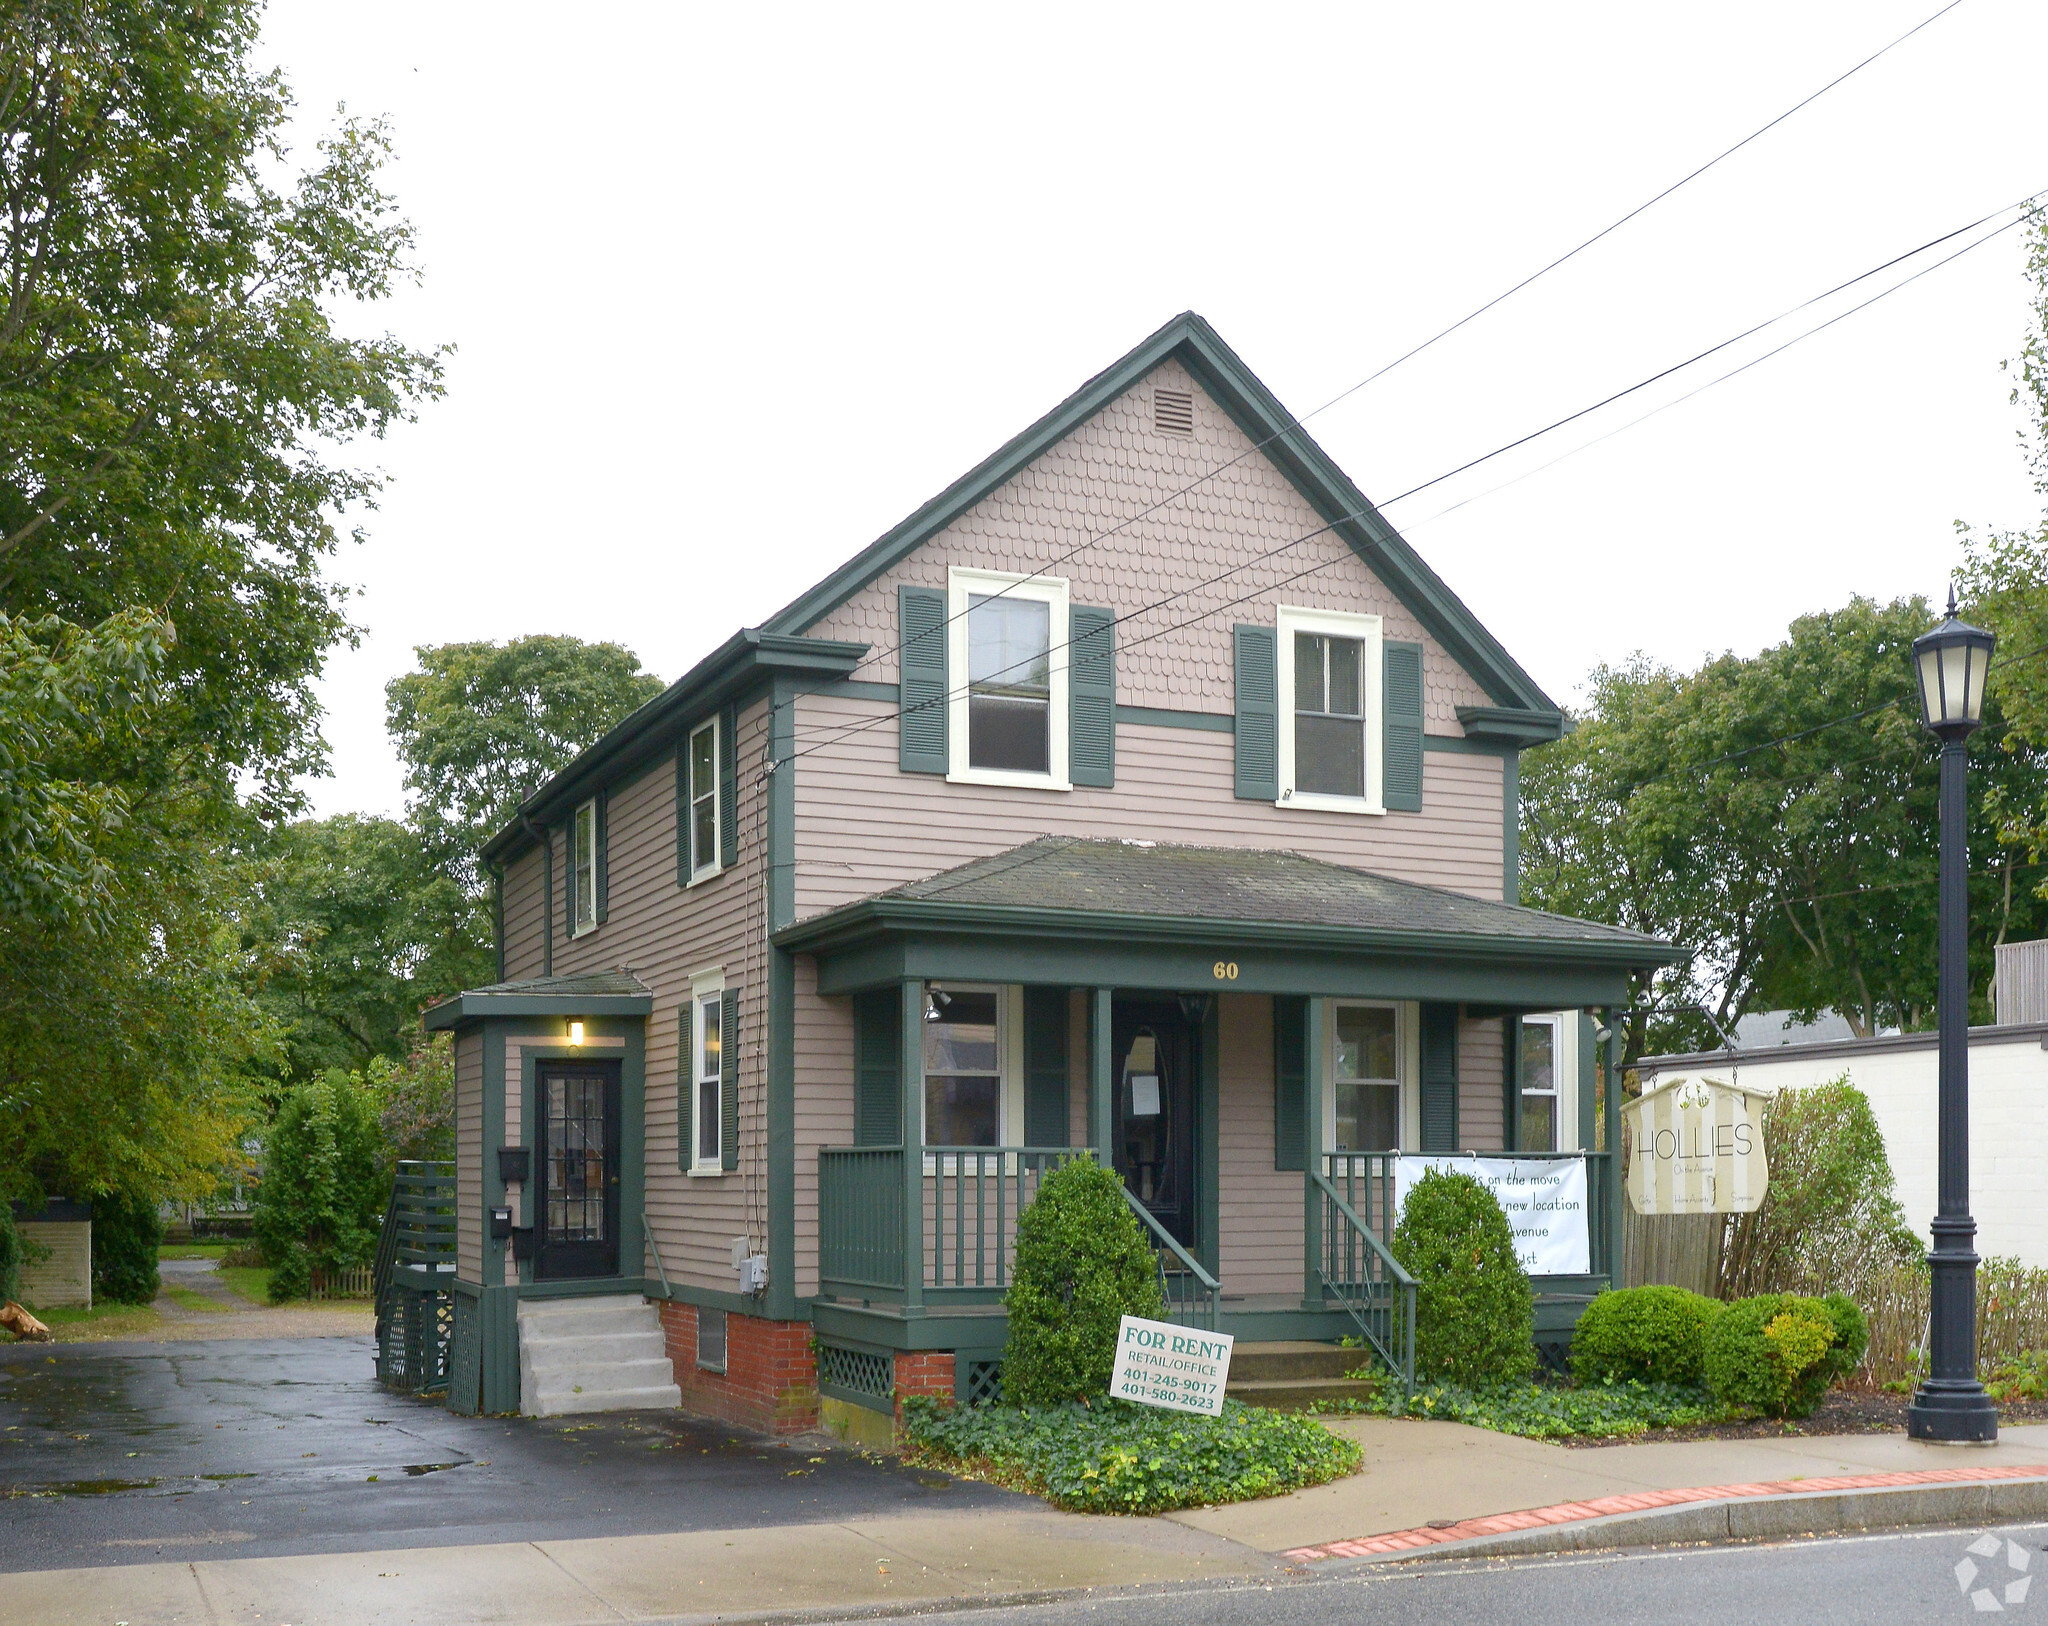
[522,814,553,977]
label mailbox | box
[497,1146,530,1184]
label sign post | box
[1108,1315,1234,1416]
[1621,1075,1770,1215]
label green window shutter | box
[676,1005,692,1170]
[1272,994,1306,1171]
[1234,624,1278,801]
[720,988,740,1171]
[899,585,949,774]
[593,792,609,925]
[1022,987,1070,1146]
[718,702,738,869]
[1069,607,1115,788]
[561,823,575,938]
[1383,640,1424,812]
[852,989,900,1147]
[1420,1001,1459,1153]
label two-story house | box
[422,313,1680,1430]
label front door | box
[537,1060,621,1280]
[1111,997,1198,1250]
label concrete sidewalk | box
[17,1418,2048,1625]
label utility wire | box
[776,197,2036,766]
[829,1,1966,684]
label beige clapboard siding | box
[790,699,1504,919]
[502,845,545,982]
[792,955,856,1297]
[1457,1014,1507,1153]
[528,698,771,1295]
[19,1221,91,1308]
[455,1031,484,1284]
[803,356,1492,727]
[1216,993,1302,1298]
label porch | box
[779,837,1676,1388]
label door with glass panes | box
[536,1059,621,1279]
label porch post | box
[1089,988,1113,1160]
[1302,996,1324,1311]
[1604,1010,1624,1285]
[900,978,925,1316]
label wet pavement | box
[0,1335,1020,1571]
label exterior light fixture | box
[1912,589,1996,733]
[1907,585,1999,1444]
[568,1020,586,1046]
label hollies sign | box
[1622,1075,1771,1216]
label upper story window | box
[1275,605,1383,814]
[571,798,598,935]
[687,716,721,883]
[947,567,1069,791]
[1331,1001,1401,1152]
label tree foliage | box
[1390,1169,1536,1385]
[253,1069,386,1301]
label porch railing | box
[1323,1150,1616,1281]
[1120,1187,1220,1331]
[817,1145,1095,1302]
[1313,1172,1416,1394]
[372,1159,456,1396]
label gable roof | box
[762,311,1560,717]
[775,836,1679,967]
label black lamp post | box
[1906,589,1999,1444]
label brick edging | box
[1282,1463,2048,1561]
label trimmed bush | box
[1391,1169,1536,1386]
[1570,1285,1725,1386]
[253,1070,387,1303]
[91,1194,163,1305]
[1702,1291,1866,1417]
[903,1396,1361,1513]
[1003,1156,1163,1405]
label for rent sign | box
[1393,1156,1591,1276]
[1108,1315,1234,1416]
[1623,1074,1770,1215]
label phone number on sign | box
[1115,1375,1219,1401]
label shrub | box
[253,1071,387,1303]
[1702,1292,1864,1417]
[902,1396,1361,1513]
[1371,1376,1722,1440]
[0,1209,26,1303]
[1571,1285,1724,1386]
[1391,1169,1535,1385]
[91,1194,163,1305]
[1985,1350,2048,1402]
[1003,1157,1163,1405]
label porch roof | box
[776,837,1683,1005]
[422,971,654,1032]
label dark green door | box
[1111,997,1198,1250]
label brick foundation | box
[893,1350,955,1422]
[657,1302,818,1435]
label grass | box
[34,1301,164,1342]
[160,1285,231,1314]
[902,1396,1363,1514]
[217,1264,275,1305]
[158,1242,232,1260]
[1363,1374,1726,1441]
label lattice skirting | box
[816,1342,894,1413]
[960,1357,1004,1407]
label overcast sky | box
[256,0,2048,821]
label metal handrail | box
[1313,1171,1417,1396]
[643,1209,672,1298]
[1120,1186,1221,1332]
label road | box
[0,1334,1020,1571]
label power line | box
[777,198,2037,767]
[830,1,1966,684]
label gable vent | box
[1154,388,1195,437]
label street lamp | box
[1907,588,1998,1444]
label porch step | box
[1227,1375,1380,1411]
[516,1295,681,1417]
[1228,1341,1366,1383]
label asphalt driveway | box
[0,1335,1020,1571]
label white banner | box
[1108,1315,1234,1415]
[1392,1155,1591,1276]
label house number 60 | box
[1212,961,1239,981]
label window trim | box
[686,715,722,885]
[1276,604,1385,815]
[571,798,599,936]
[687,968,725,1175]
[1324,998,1418,1153]
[918,981,1020,1162]
[1518,1012,1568,1154]
[946,567,1071,792]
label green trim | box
[1423,734,1514,756]
[1116,704,1233,733]
[761,312,1558,720]
[647,1279,776,1317]
[1503,749,1520,906]
[1457,705,1567,745]
[426,989,652,1032]
[483,1026,506,1290]
[1197,995,1220,1279]
[815,678,901,703]
[766,677,798,1320]
[1301,997,1324,1309]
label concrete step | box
[516,1295,656,1326]
[529,1355,679,1396]
[1228,1341,1364,1382]
[1226,1375,1379,1411]
[516,1296,678,1418]
[520,1327,668,1362]
[530,1382,684,1417]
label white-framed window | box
[689,969,724,1173]
[1519,1013,1563,1153]
[946,567,1070,791]
[571,798,598,935]
[920,982,1024,1149]
[687,716,720,883]
[1327,1000,1411,1152]
[1276,604,1384,814]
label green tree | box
[385,636,664,885]
[252,1069,386,1301]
